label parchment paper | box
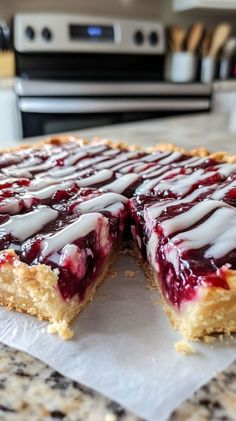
[0,254,235,421]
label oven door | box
[18,97,211,138]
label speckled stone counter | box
[73,112,236,153]
[0,343,139,421]
[1,112,236,421]
[2,342,236,421]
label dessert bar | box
[0,136,235,339]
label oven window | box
[21,109,207,139]
[44,116,114,134]
[21,111,158,138]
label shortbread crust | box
[0,247,119,339]
[132,244,236,340]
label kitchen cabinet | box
[173,0,236,11]
[0,78,21,145]
[213,81,236,113]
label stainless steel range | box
[14,13,211,138]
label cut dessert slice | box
[129,195,236,339]
[0,186,128,338]
[1,135,236,340]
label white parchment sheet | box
[0,254,236,421]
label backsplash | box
[1,0,236,27]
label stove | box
[14,13,211,139]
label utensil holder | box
[201,56,216,83]
[165,52,197,83]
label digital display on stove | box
[69,24,115,42]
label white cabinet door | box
[0,80,22,146]
[173,0,236,11]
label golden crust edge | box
[1,133,236,163]
[91,136,236,162]
[0,135,89,154]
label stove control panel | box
[14,13,165,54]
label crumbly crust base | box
[131,245,236,340]
[174,340,196,355]
[0,248,119,339]
[0,134,236,340]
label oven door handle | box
[18,98,210,113]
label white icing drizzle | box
[81,144,107,154]
[29,178,59,191]
[119,162,149,174]
[32,181,73,200]
[35,169,113,188]
[49,166,76,178]
[101,173,139,193]
[141,164,169,177]
[73,192,128,214]
[76,155,110,169]
[132,163,150,173]
[136,168,178,194]
[161,200,228,236]
[0,177,23,187]
[170,206,236,259]
[211,180,236,200]
[40,213,102,258]
[3,168,33,178]
[64,151,87,166]
[2,151,69,178]
[0,198,22,214]
[205,211,236,258]
[155,168,216,197]
[148,185,213,219]
[104,202,124,215]
[76,169,113,187]
[144,166,177,180]
[95,151,139,170]
[111,158,139,172]
[37,171,85,184]
[102,148,120,156]
[0,206,58,240]
[0,195,35,214]
[135,178,161,195]
[2,140,236,267]
[17,157,43,168]
[0,154,22,165]
[216,163,236,177]
[177,156,208,167]
[63,142,78,150]
[143,151,170,163]
[112,159,148,174]
[157,152,182,165]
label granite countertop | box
[72,112,236,153]
[1,112,236,421]
[1,342,236,421]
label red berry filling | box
[0,140,235,308]
[129,196,235,308]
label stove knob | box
[25,26,35,41]
[42,27,52,41]
[149,31,159,46]
[133,30,144,46]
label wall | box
[1,0,236,28]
